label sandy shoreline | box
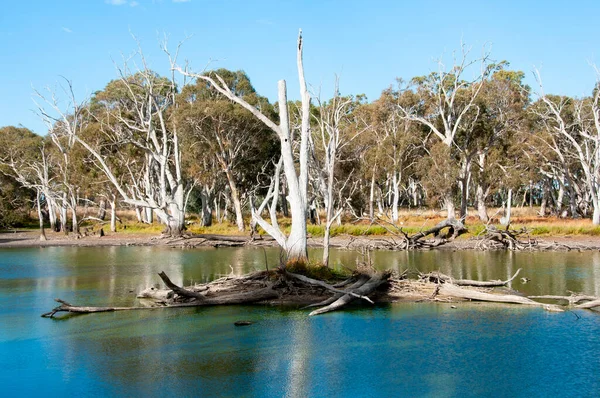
[1,230,598,251]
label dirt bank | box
[1,229,599,251]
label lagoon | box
[1,246,599,397]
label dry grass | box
[29,206,600,238]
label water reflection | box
[2,247,600,396]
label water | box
[1,246,600,397]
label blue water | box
[1,246,600,397]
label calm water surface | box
[1,246,600,397]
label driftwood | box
[475,226,576,251]
[475,225,535,250]
[527,294,599,306]
[438,284,564,311]
[421,268,522,287]
[373,218,468,250]
[285,271,375,304]
[41,271,278,318]
[575,299,600,309]
[42,264,600,318]
[309,271,391,316]
[303,275,371,309]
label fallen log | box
[41,271,278,318]
[369,218,468,250]
[528,294,600,306]
[303,275,370,309]
[286,271,375,304]
[439,284,563,312]
[421,268,522,287]
[575,299,600,309]
[309,271,391,316]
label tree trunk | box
[46,194,57,232]
[556,182,564,215]
[135,207,142,223]
[444,193,456,220]
[322,223,331,267]
[60,193,68,235]
[476,184,489,222]
[200,186,213,227]
[215,197,221,223]
[391,172,400,223]
[110,195,117,233]
[500,189,512,226]
[278,80,308,263]
[593,197,600,225]
[280,177,289,218]
[225,169,245,231]
[539,181,548,216]
[144,207,153,224]
[459,158,471,219]
[36,190,47,241]
[369,167,376,221]
[98,199,106,221]
[70,191,80,236]
[167,188,186,236]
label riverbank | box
[1,229,599,251]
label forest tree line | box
[1,42,599,241]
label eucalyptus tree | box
[0,172,32,229]
[34,81,93,236]
[310,83,366,265]
[0,126,54,239]
[397,45,495,219]
[40,48,194,236]
[176,69,278,231]
[174,30,311,262]
[370,88,421,222]
[469,69,529,221]
[533,69,600,224]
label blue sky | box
[1,0,599,134]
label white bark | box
[36,190,47,241]
[175,30,311,262]
[535,68,600,224]
[110,195,117,233]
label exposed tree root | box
[475,225,536,250]
[474,226,579,251]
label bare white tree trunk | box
[134,207,142,223]
[369,167,376,221]
[110,195,117,233]
[223,168,244,231]
[444,193,456,220]
[500,189,513,226]
[60,192,68,235]
[70,192,79,236]
[200,185,213,227]
[46,194,57,231]
[177,30,311,263]
[391,172,400,223]
[476,184,489,222]
[36,190,47,241]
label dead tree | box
[374,218,468,250]
[174,30,311,262]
